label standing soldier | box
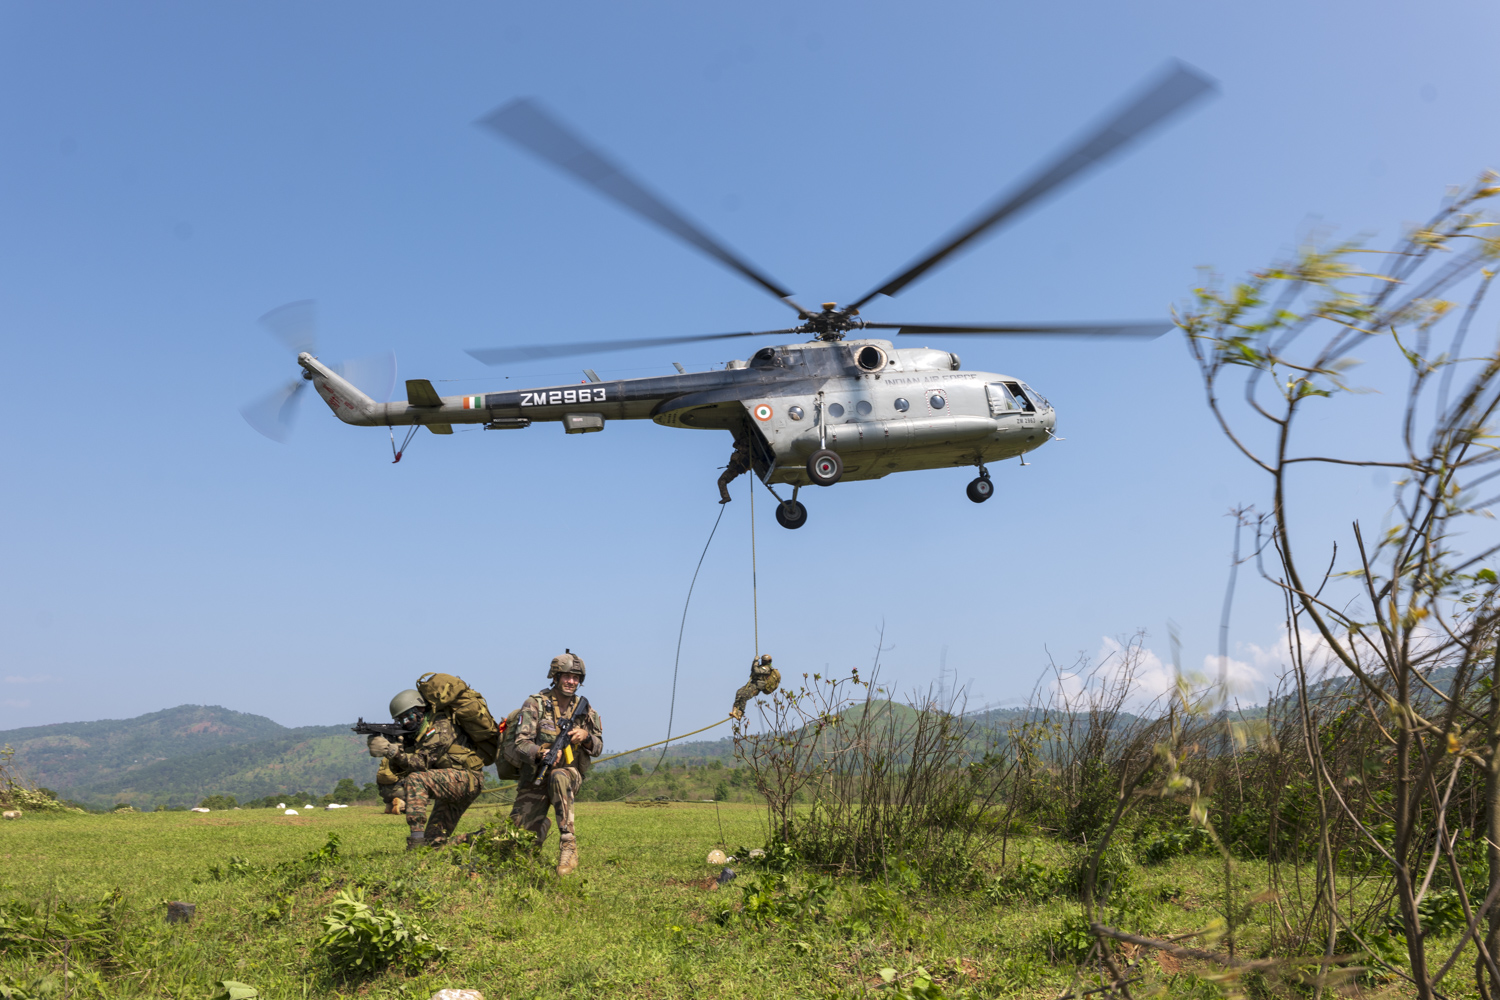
[366,688,484,849]
[510,652,603,874]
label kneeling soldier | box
[510,652,603,874]
[367,688,484,849]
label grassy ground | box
[0,803,1455,999]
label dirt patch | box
[275,817,312,826]
[663,876,721,891]
[189,818,240,826]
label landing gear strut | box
[764,483,808,530]
[966,467,994,503]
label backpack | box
[495,708,525,780]
[415,672,500,766]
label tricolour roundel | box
[753,404,773,421]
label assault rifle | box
[534,696,591,784]
[352,718,415,743]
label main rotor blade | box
[466,329,802,367]
[258,299,318,355]
[240,378,307,442]
[847,61,1216,311]
[862,320,1172,338]
[478,99,800,309]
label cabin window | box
[827,402,845,418]
[788,405,805,421]
[855,400,873,416]
[894,397,909,412]
[928,391,947,410]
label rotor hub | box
[799,302,863,342]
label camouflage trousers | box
[398,767,483,843]
[510,765,583,843]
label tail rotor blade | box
[258,300,319,355]
[333,351,398,403]
[240,378,307,442]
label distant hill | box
[0,705,373,810]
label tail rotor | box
[239,300,395,442]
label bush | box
[315,889,447,974]
[198,794,238,810]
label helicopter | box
[248,62,1215,529]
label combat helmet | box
[389,689,426,724]
[548,649,586,683]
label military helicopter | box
[249,62,1214,529]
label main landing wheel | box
[966,476,994,503]
[807,449,843,486]
[775,499,809,529]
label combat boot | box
[557,833,578,875]
[406,830,427,851]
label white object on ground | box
[707,849,727,865]
[277,802,286,809]
[284,809,299,816]
[190,807,210,813]
[431,990,485,1000]
[2,811,21,820]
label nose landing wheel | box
[775,499,808,529]
[966,469,994,503]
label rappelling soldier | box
[510,652,604,875]
[717,431,751,503]
[366,688,484,849]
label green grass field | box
[0,802,1383,1000]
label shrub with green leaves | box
[315,889,447,974]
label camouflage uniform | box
[717,435,751,503]
[387,715,484,845]
[730,654,780,719]
[376,758,404,813]
[510,687,604,844]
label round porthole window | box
[894,397,909,412]
[788,405,805,421]
[930,393,946,410]
[828,402,845,418]
[855,400,872,416]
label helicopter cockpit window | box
[1021,382,1051,410]
[988,382,1035,415]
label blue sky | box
[3,1,1498,748]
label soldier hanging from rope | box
[717,428,752,504]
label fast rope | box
[750,470,759,659]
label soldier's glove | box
[367,735,398,758]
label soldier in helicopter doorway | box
[509,651,604,875]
